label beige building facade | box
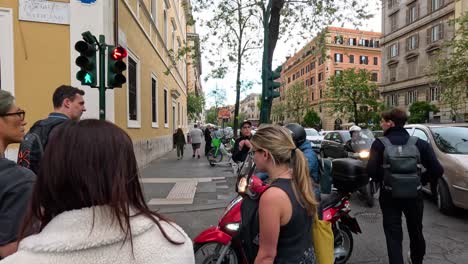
[0,0,198,167]
[380,0,468,122]
[240,93,260,126]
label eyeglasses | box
[242,126,251,129]
[0,110,26,121]
[250,148,264,155]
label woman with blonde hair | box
[251,124,317,264]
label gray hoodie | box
[0,158,35,245]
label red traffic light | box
[111,46,127,60]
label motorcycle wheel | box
[207,149,223,167]
[333,225,354,264]
[365,183,375,208]
[194,242,239,264]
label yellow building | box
[0,0,199,167]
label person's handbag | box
[312,211,334,264]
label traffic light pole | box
[259,1,271,124]
[98,35,106,120]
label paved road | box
[142,146,468,263]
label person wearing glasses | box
[0,90,35,259]
[232,121,253,163]
[17,85,86,174]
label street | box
[142,146,468,264]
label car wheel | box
[437,178,456,215]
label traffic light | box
[107,46,127,88]
[75,40,97,86]
[267,65,282,99]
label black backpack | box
[379,136,422,199]
[239,196,261,263]
[17,118,65,174]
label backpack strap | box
[378,136,392,148]
[406,136,418,146]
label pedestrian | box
[204,125,212,156]
[174,128,186,160]
[189,124,203,159]
[17,85,86,174]
[1,119,194,264]
[367,108,444,264]
[232,121,253,163]
[0,90,35,259]
[251,125,317,263]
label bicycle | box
[207,137,237,171]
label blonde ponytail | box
[291,148,318,216]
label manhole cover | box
[354,211,382,223]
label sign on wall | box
[19,0,70,25]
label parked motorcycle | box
[194,154,365,264]
[345,129,379,207]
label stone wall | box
[134,135,173,169]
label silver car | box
[405,123,468,214]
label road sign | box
[218,109,231,119]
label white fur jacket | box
[0,206,194,264]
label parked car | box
[305,128,323,152]
[319,130,333,136]
[372,130,384,138]
[320,130,352,159]
[405,123,468,214]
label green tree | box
[432,12,468,119]
[205,107,218,124]
[285,82,309,123]
[326,69,380,125]
[271,100,286,123]
[408,101,439,124]
[187,91,205,122]
[303,109,321,129]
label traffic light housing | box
[267,65,282,99]
[75,40,97,86]
[107,46,127,88]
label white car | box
[305,128,324,151]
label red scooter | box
[194,157,363,264]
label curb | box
[157,201,231,214]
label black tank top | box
[270,178,315,263]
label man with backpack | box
[367,108,443,264]
[17,85,86,174]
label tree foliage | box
[326,69,380,125]
[303,109,321,128]
[271,100,286,123]
[187,91,205,121]
[432,11,468,119]
[205,107,218,124]
[208,86,227,110]
[285,81,309,123]
[408,101,439,124]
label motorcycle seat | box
[320,191,344,210]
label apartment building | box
[274,27,382,129]
[381,0,468,122]
[0,0,198,167]
[240,93,260,126]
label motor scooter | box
[194,155,363,264]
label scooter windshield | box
[350,129,375,153]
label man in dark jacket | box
[367,108,443,264]
[232,121,252,163]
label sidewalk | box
[140,143,238,213]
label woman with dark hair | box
[174,128,186,160]
[0,119,194,264]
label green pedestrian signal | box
[107,46,127,88]
[75,40,97,86]
[267,66,282,99]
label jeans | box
[379,190,425,264]
[176,144,184,157]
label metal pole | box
[99,35,106,120]
[259,3,271,124]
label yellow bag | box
[312,212,334,264]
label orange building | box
[273,27,382,130]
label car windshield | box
[306,129,319,137]
[430,126,468,154]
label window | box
[311,77,315,85]
[359,56,368,65]
[320,89,323,98]
[349,55,354,63]
[389,65,397,82]
[348,38,357,46]
[407,4,418,24]
[427,24,444,43]
[311,91,315,101]
[306,79,309,86]
[413,129,428,141]
[408,58,417,78]
[390,13,398,32]
[431,0,443,12]
[164,89,168,126]
[405,90,418,105]
[371,72,378,82]
[390,43,399,58]
[373,57,378,65]
[334,35,344,44]
[388,0,398,9]
[335,70,342,75]
[334,53,343,63]
[429,86,440,101]
[151,75,158,127]
[151,0,157,23]
[293,74,296,81]
[163,10,168,44]
[318,57,324,65]
[301,68,304,76]
[387,94,399,106]
[127,53,140,127]
[171,22,177,52]
[318,72,323,82]
[310,62,316,70]
[371,39,380,48]
[288,77,291,83]
[406,34,419,50]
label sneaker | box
[192,155,195,158]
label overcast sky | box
[194,1,382,108]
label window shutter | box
[439,23,444,40]
[415,34,419,48]
[426,28,432,44]
[406,38,410,51]
[406,9,410,24]
[428,0,432,13]
[397,42,399,56]
[416,4,420,19]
